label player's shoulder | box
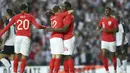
[13,14,20,18]
[100,16,105,21]
[110,15,117,20]
[24,13,33,17]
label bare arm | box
[68,10,73,14]
[96,26,102,32]
[52,25,69,32]
[31,16,46,29]
[103,28,118,33]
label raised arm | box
[60,10,73,18]
[0,18,15,37]
[31,16,46,29]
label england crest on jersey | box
[108,21,112,25]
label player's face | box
[57,8,63,13]
[105,9,110,16]
[61,5,66,11]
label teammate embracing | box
[48,5,73,73]
[96,7,118,73]
[51,2,75,73]
[0,3,46,73]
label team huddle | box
[0,1,128,73]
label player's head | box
[5,9,15,18]
[105,7,111,16]
[63,1,72,11]
[45,10,55,17]
[52,5,62,14]
[20,3,28,12]
[116,15,121,23]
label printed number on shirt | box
[102,22,105,28]
[17,19,29,30]
[52,20,57,28]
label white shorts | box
[62,36,75,55]
[101,41,116,52]
[50,38,64,54]
[15,36,31,56]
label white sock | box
[122,60,127,70]
[0,58,11,73]
[10,61,14,73]
[117,58,121,67]
[18,61,21,72]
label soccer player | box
[0,9,15,73]
[116,16,128,73]
[51,2,75,73]
[48,5,73,73]
[0,3,46,73]
[96,7,118,73]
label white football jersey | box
[116,23,128,46]
[4,18,15,46]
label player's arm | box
[121,24,126,46]
[60,10,73,18]
[103,27,118,33]
[103,19,118,33]
[96,19,102,32]
[52,15,72,32]
[52,25,69,32]
[0,18,15,37]
[31,16,46,29]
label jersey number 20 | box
[17,19,29,30]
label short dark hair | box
[105,7,111,11]
[20,3,28,10]
[64,1,71,10]
[6,9,15,16]
[52,5,61,13]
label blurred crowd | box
[0,0,130,66]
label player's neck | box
[21,11,26,13]
[105,15,111,19]
[6,16,10,20]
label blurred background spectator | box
[0,0,130,66]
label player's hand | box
[96,27,100,32]
[102,28,108,32]
[68,10,74,14]
[45,27,53,32]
